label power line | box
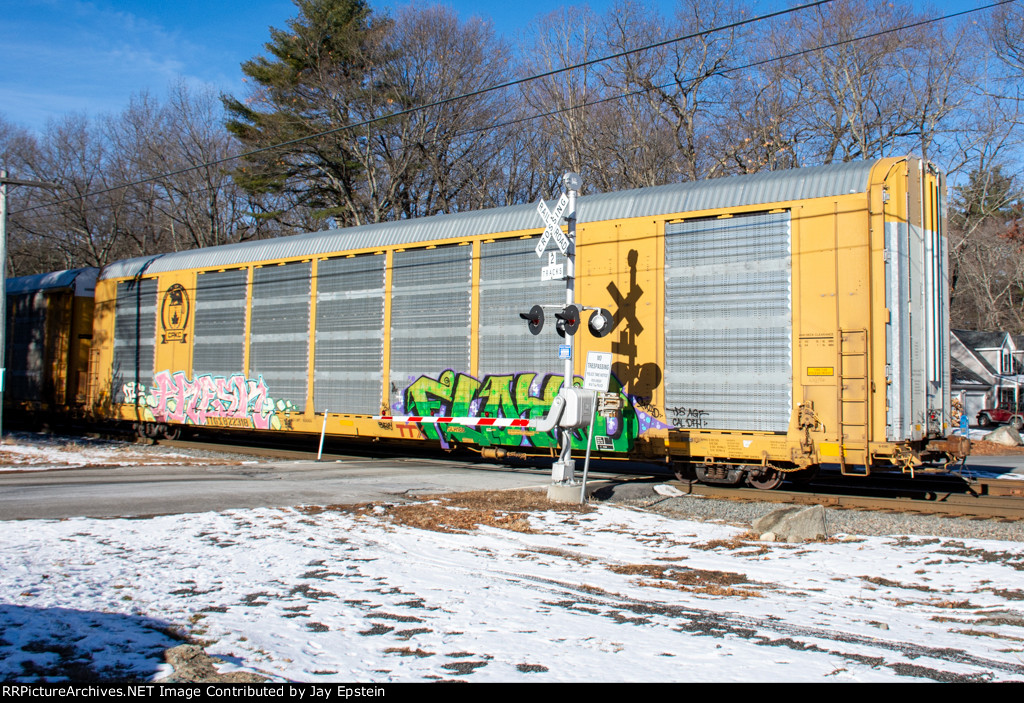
[11,0,1016,219]
[12,0,837,216]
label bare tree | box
[588,0,683,190]
[0,116,55,275]
[519,5,605,189]
[756,0,972,165]
[12,114,146,269]
[347,5,518,218]
[113,84,281,250]
[950,217,1024,332]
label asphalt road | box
[0,457,561,520]
[965,453,1024,471]
[3,448,1020,522]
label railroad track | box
[157,436,1024,521]
[667,479,1024,521]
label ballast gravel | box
[603,484,1024,543]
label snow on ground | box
[1,434,1023,683]
[0,434,244,471]
[2,496,1024,682]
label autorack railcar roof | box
[100,158,880,280]
[6,267,99,295]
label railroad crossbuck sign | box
[535,193,571,257]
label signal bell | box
[519,304,544,335]
[588,307,614,338]
[554,304,581,336]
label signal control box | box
[560,388,596,429]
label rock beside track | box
[752,505,828,542]
[986,426,1023,446]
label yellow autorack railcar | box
[87,156,963,487]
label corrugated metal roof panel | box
[100,159,879,280]
[6,267,99,295]
[98,255,164,281]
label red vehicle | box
[976,404,1024,430]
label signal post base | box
[547,480,605,504]
[547,481,582,503]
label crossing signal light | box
[588,307,613,338]
[555,304,581,335]
[519,304,544,335]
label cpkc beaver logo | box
[160,284,190,343]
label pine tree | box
[223,0,392,226]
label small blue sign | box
[960,413,968,434]
[558,344,571,360]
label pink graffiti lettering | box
[145,371,278,429]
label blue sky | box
[1,0,680,133]
[0,0,991,135]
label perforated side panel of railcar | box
[192,269,248,378]
[388,246,471,412]
[664,211,792,432]
[112,278,157,403]
[249,262,311,412]
[314,254,385,414]
[478,237,564,378]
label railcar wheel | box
[134,422,161,439]
[161,425,181,440]
[745,469,784,490]
[672,462,697,482]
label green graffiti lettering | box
[403,370,637,452]
[478,374,516,419]
[404,369,456,440]
[450,373,482,417]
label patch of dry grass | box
[304,489,594,534]
[861,576,937,592]
[691,533,761,551]
[530,547,595,565]
[384,647,434,658]
[952,629,1024,641]
[930,599,977,609]
[609,563,763,597]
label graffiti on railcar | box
[668,405,710,429]
[398,369,669,451]
[121,370,298,429]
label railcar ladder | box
[838,329,870,476]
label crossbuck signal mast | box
[520,173,615,487]
[378,172,618,499]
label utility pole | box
[0,170,60,440]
